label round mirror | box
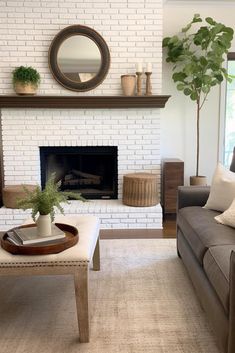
[49,25,110,92]
[57,36,102,83]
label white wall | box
[162,3,235,184]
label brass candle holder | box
[136,72,143,96]
[145,72,152,96]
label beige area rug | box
[0,239,220,353]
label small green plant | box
[17,176,86,222]
[163,14,234,177]
[12,66,41,87]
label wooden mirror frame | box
[48,25,110,92]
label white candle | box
[136,62,142,72]
[147,63,152,72]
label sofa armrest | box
[228,251,235,353]
[177,186,210,211]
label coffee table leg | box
[93,237,100,271]
[74,268,89,343]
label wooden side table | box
[161,159,184,216]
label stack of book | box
[6,224,66,246]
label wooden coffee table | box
[0,215,100,343]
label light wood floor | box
[100,215,177,239]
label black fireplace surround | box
[40,146,118,199]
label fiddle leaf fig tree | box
[163,14,234,177]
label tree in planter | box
[163,14,234,184]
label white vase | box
[36,214,52,237]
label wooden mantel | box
[0,95,170,109]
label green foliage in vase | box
[163,14,234,177]
[12,66,41,87]
[17,175,87,222]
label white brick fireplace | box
[0,0,164,230]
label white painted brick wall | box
[0,0,163,229]
[0,0,162,95]
[0,200,162,230]
[2,108,161,199]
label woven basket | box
[3,185,37,209]
[122,173,158,207]
[14,82,37,95]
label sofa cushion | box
[215,197,235,228]
[204,163,235,212]
[178,206,235,264]
[203,245,235,313]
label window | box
[224,53,235,167]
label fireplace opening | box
[40,146,118,199]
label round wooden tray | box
[1,223,79,255]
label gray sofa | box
[177,186,235,353]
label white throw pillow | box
[204,163,235,212]
[215,198,235,227]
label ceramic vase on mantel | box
[190,176,207,186]
[36,214,52,237]
[121,75,136,96]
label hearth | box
[40,146,118,199]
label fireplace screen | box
[40,146,118,199]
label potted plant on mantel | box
[163,14,234,185]
[12,66,41,95]
[17,176,86,237]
